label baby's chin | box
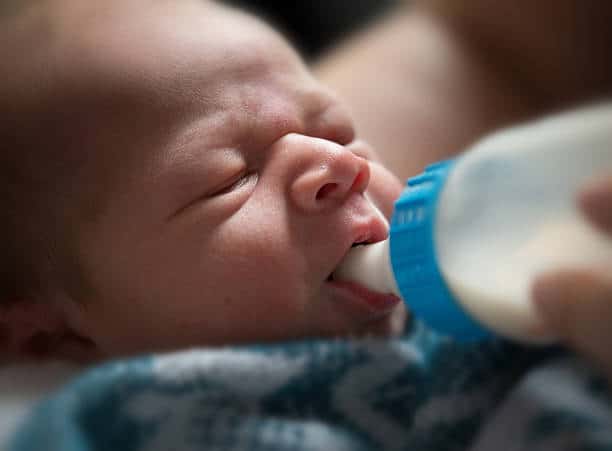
[354,303,408,338]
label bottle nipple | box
[333,240,400,296]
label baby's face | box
[50,1,405,357]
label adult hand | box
[532,174,612,382]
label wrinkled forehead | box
[3,0,303,117]
[81,1,299,91]
[4,2,304,150]
[1,0,306,215]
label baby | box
[0,0,406,362]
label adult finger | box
[578,175,612,234]
[532,268,612,382]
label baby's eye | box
[209,171,258,197]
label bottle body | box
[435,103,612,342]
[335,103,612,342]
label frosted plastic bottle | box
[335,103,612,343]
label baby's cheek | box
[366,161,403,220]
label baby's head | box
[1,0,405,362]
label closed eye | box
[168,171,258,222]
[209,171,258,197]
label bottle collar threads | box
[389,160,491,341]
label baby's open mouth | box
[327,240,372,282]
[326,197,390,285]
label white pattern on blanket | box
[6,325,612,451]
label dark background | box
[220,0,398,59]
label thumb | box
[579,175,612,234]
[532,269,612,381]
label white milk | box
[335,102,612,342]
[446,218,612,342]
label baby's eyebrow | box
[165,120,215,159]
[160,130,244,185]
[164,104,246,157]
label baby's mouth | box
[326,242,401,316]
[325,193,390,285]
[327,241,372,282]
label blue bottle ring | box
[389,160,491,341]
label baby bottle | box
[335,102,612,343]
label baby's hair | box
[0,103,95,305]
[1,117,60,303]
[0,0,161,306]
[0,3,35,304]
[0,1,89,305]
[0,0,33,17]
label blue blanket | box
[9,323,612,451]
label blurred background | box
[220,0,398,59]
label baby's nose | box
[284,134,370,213]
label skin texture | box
[0,0,405,361]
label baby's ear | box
[0,299,95,362]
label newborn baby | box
[0,0,405,362]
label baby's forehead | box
[3,1,276,135]
[7,0,295,115]
[3,0,308,186]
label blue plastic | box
[389,160,491,341]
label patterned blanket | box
[9,323,612,451]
